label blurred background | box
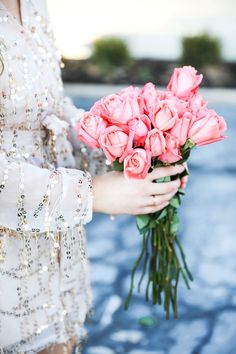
[48,1,236,353]
[47,0,236,86]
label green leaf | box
[171,223,179,234]
[149,220,157,229]
[184,139,195,150]
[180,139,195,162]
[155,208,167,222]
[180,149,191,162]
[178,188,185,196]
[136,215,150,231]
[170,213,180,233]
[113,158,124,172]
[138,316,157,328]
[151,158,164,169]
[156,176,171,183]
[170,196,180,209]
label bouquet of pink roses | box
[77,66,227,319]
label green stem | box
[156,224,163,305]
[124,182,193,319]
[124,232,147,310]
[172,240,191,290]
[138,231,150,292]
[175,236,194,282]
[173,263,180,318]
[151,228,158,304]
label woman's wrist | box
[91,171,121,214]
[91,175,102,213]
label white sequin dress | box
[0,0,95,352]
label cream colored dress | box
[0,0,97,352]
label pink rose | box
[127,114,151,146]
[140,82,159,115]
[151,100,178,131]
[155,91,188,118]
[99,125,134,162]
[119,85,141,98]
[145,129,166,156]
[124,148,152,179]
[156,90,171,101]
[159,133,182,164]
[169,96,188,118]
[188,110,227,146]
[77,112,107,148]
[100,93,141,124]
[168,66,203,100]
[169,112,193,146]
[189,93,207,115]
[90,98,104,116]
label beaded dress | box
[0,0,97,352]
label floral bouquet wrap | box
[77,66,227,319]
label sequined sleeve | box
[0,153,93,233]
[0,0,95,234]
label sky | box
[47,0,236,61]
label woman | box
[0,0,186,353]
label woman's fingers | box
[148,179,181,195]
[149,191,177,206]
[181,162,189,188]
[139,188,177,210]
[181,175,188,188]
[148,164,185,181]
[141,201,169,215]
[138,187,179,214]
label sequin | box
[0,1,94,353]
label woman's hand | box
[180,162,189,189]
[92,164,186,215]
